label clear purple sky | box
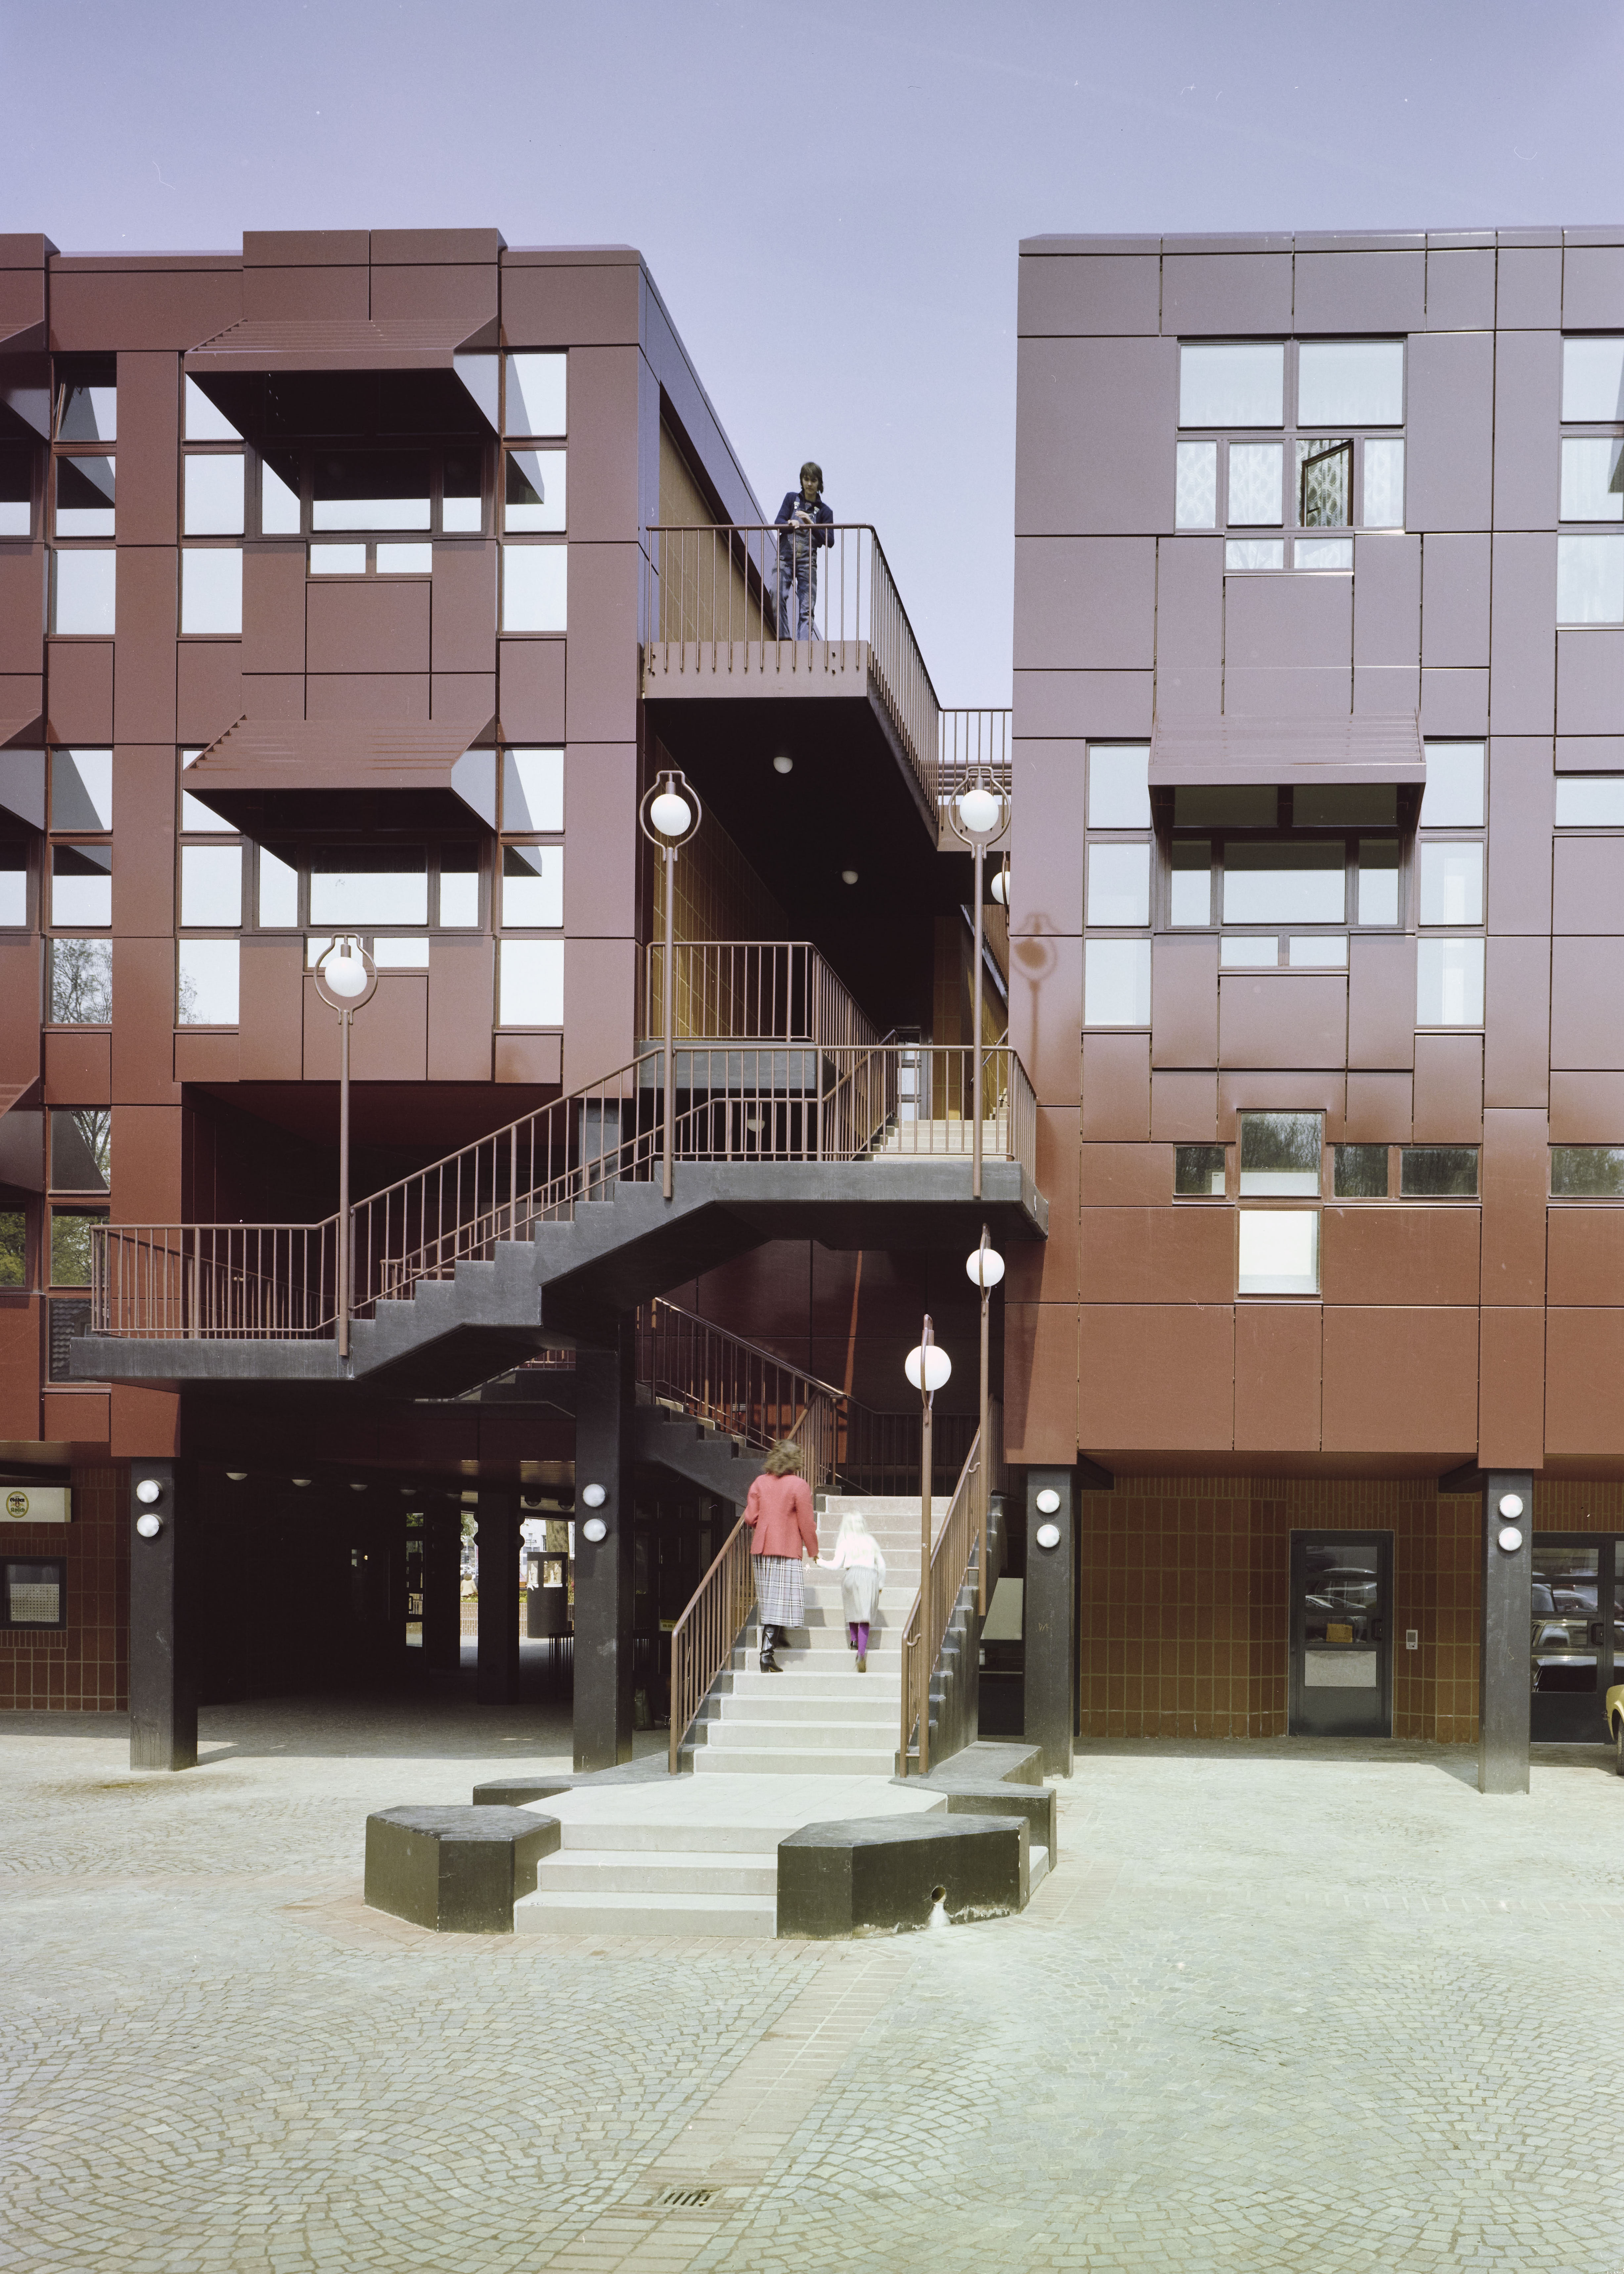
[4,0,1622,703]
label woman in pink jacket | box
[743,1440,820,1672]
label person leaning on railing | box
[774,461,833,641]
[743,1439,820,1672]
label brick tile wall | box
[0,1464,126,1710]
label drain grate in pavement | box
[656,2187,718,2209]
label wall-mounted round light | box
[350,1481,367,1493]
[581,1515,607,1544]
[773,753,793,775]
[965,1245,1005,1290]
[1035,1521,1061,1550]
[134,1478,162,1506]
[990,868,1010,907]
[225,1471,248,1483]
[1034,1487,1061,1516]
[135,1512,163,1540]
[1497,1492,1524,1520]
[649,790,693,839]
[291,1477,311,1488]
[905,1343,952,1394]
[958,786,1001,836]
[580,1483,606,1509]
[841,869,859,885]
[1498,1525,1524,1553]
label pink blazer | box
[744,1471,819,1560]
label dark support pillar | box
[129,1458,197,1772]
[422,1498,462,1672]
[1479,1469,1533,1796]
[573,1320,635,1772]
[1023,1465,1075,1779]
[475,1488,519,1705]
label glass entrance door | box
[1531,1536,1619,1745]
[1288,1532,1392,1738]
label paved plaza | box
[2,1701,1622,2273]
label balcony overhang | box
[0,318,50,443]
[1149,715,1426,830]
[184,713,498,836]
[0,727,44,832]
[184,316,500,442]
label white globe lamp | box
[958,786,1001,836]
[649,790,692,839]
[905,1343,952,1395]
[965,1245,1005,1290]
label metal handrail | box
[638,1297,845,1492]
[898,1398,1003,1777]
[641,940,880,1053]
[89,1042,1036,1339]
[667,1513,755,1774]
[643,523,941,822]
[939,708,1012,801]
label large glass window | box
[261,461,302,535]
[177,939,239,1026]
[312,451,430,531]
[56,376,115,442]
[49,1108,110,1194]
[1223,843,1344,925]
[1555,775,1624,826]
[1296,437,1351,529]
[1418,842,1484,926]
[500,844,563,928]
[50,1207,103,1284]
[309,848,429,928]
[0,445,32,537]
[1420,743,1485,828]
[498,937,563,1026]
[1416,938,1485,1028]
[1357,839,1399,925]
[180,844,243,928]
[1237,1210,1319,1295]
[1557,534,1624,625]
[0,847,26,929]
[184,378,241,442]
[1083,938,1150,1027]
[54,454,115,537]
[505,354,567,438]
[1087,842,1150,927]
[184,454,245,537]
[258,847,299,928]
[1239,1112,1322,1195]
[1562,337,1624,423]
[438,846,480,927]
[1552,1146,1624,1197]
[51,845,110,928]
[1179,344,1284,429]
[1561,436,1624,522]
[52,551,115,636]
[503,749,564,832]
[1170,840,1211,927]
[1297,341,1404,428]
[48,938,111,1024]
[502,545,567,633]
[52,750,112,832]
[181,549,243,636]
[504,449,566,533]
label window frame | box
[0,1554,67,1632]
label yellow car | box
[1608,1684,1624,1773]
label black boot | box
[759,1624,781,1672]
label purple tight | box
[847,1622,870,1654]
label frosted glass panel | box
[1557,535,1624,624]
[1562,336,1624,422]
[1179,343,1283,428]
[1420,744,1484,827]
[1087,843,1149,927]
[1228,443,1283,525]
[1175,441,1217,529]
[1362,439,1405,528]
[1555,775,1624,825]
[1226,540,1282,572]
[1084,938,1150,1027]
[1223,843,1344,925]
[1416,937,1485,1026]
[1419,843,1484,926]
[1298,341,1404,426]
[1561,437,1624,521]
[1238,1210,1319,1295]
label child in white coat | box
[821,1511,886,1672]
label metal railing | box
[643,524,941,822]
[89,1042,1035,1339]
[939,708,1012,803]
[641,940,879,1053]
[898,1398,1002,1777]
[638,1297,844,1494]
[667,1513,755,1774]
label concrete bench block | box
[941,1779,1058,1860]
[471,1777,575,1809]
[365,1806,560,1933]
[777,1812,1028,1939]
[931,1740,1045,1788]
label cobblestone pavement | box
[3,1704,1623,2273]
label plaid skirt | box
[754,1554,804,1628]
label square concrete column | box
[475,1489,519,1705]
[421,1498,462,1672]
[573,1321,635,1773]
[129,1458,197,1772]
[1023,1465,1075,1779]
[1479,1469,1533,1795]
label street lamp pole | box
[965,1226,1005,1615]
[947,779,1011,1202]
[638,768,703,1201]
[313,936,378,1363]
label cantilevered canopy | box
[0,724,45,833]
[183,715,499,836]
[1149,715,1426,789]
[184,317,500,440]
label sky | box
[4,0,1623,703]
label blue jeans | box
[777,543,818,639]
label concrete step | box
[694,1746,896,1777]
[515,1888,777,1937]
[717,1689,896,1724]
[538,1848,778,1896]
[704,1717,896,1750]
[726,1669,901,1700]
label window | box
[1229,442,1283,525]
[1239,1112,1321,1195]
[501,844,563,928]
[444,450,483,533]
[312,450,430,531]
[1297,342,1404,428]
[1561,436,1624,522]
[1295,537,1353,571]
[48,938,111,1024]
[1416,937,1484,1027]
[52,749,111,832]
[1087,842,1150,927]
[1297,436,1350,528]
[1224,843,1343,926]
[505,353,567,438]
[1551,1146,1624,1197]
[181,548,242,635]
[502,544,567,633]
[504,450,566,533]
[1400,1146,1478,1198]
[1418,842,1484,926]
[1175,441,1216,528]
[370,937,429,969]
[184,377,241,442]
[1175,1144,1226,1197]
[56,373,115,441]
[309,848,428,928]
[1226,539,1283,572]
[1167,791,1397,935]
[1420,743,1485,828]
[55,453,115,536]
[1179,344,1284,428]
[183,454,245,536]
[50,1207,103,1285]
[1171,840,1211,926]
[181,748,232,833]
[1221,935,1276,966]
[258,847,299,927]
[262,462,301,535]
[49,1109,110,1194]
[52,550,115,635]
[1362,438,1405,529]
[1288,934,1345,967]
[2,1558,65,1630]
[257,442,485,547]
[1237,1210,1319,1295]
[310,543,366,575]
[180,844,243,928]
[1357,840,1399,925]
[0,444,32,537]
[503,748,564,831]
[51,845,110,928]
[0,1213,26,1286]
[499,937,563,1026]
[1562,337,1624,422]
[1334,1144,1388,1198]
[0,848,25,929]
[1083,938,1150,1027]
[1557,534,1624,625]
[177,938,239,1026]
[1555,775,1624,826]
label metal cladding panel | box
[174,641,244,747]
[1079,1206,1235,1304]
[1079,1142,1170,1207]
[1292,250,1425,334]
[112,548,178,743]
[1486,736,1554,936]
[1547,1310,1624,1455]
[184,711,494,832]
[1483,935,1551,1109]
[1150,935,1218,1068]
[1407,331,1494,532]
[1013,539,1155,672]
[1412,1034,1484,1142]
[1548,1069,1624,1140]
[307,580,430,677]
[1478,1312,1545,1469]
[1078,1302,1234,1451]
[1016,253,1160,336]
[184,313,491,370]
[1548,1209,1624,1302]
[46,640,113,742]
[1556,632,1624,737]
[1226,574,1353,674]
[111,746,177,935]
[114,353,180,546]
[1480,1107,1549,1306]
[497,637,565,740]
[1495,245,1563,330]
[1343,1070,1413,1141]
[1488,537,1557,732]
[1491,334,1561,532]
[242,266,368,322]
[1155,538,1223,666]
[1352,536,1420,667]
[241,549,307,677]
[1160,252,1292,336]
[1320,1208,1480,1308]
[1551,937,1624,1067]
[1148,714,1423,786]
[1420,668,1489,736]
[1552,835,1624,934]
[1080,1035,1149,1142]
[1562,246,1624,329]
[1425,248,1496,330]
[1320,1307,1479,1456]
[1218,975,1347,1069]
[1015,337,1177,536]
[1234,1304,1321,1452]
[1149,1070,1217,1140]
[1421,535,1491,667]
[0,555,47,675]
[1010,740,1084,936]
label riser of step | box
[514,1890,777,1937]
[717,1692,897,1724]
[694,1748,897,1777]
[705,1714,896,1743]
[539,1851,777,1896]
[558,1821,814,1854]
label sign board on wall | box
[0,1486,71,1524]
